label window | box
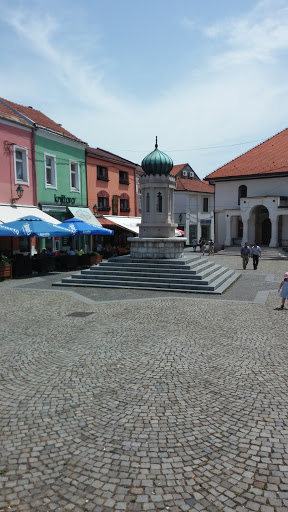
[45,154,57,188]
[119,170,129,184]
[238,185,247,205]
[14,146,29,184]
[97,166,108,181]
[119,193,130,212]
[182,170,187,176]
[120,198,130,212]
[19,236,30,253]
[70,161,80,192]
[190,172,194,178]
[203,197,209,212]
[146,192,150,212]
[156,192,163,212]
[97,197,110,211]
[97,191,110,211]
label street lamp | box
[12,185,24,204]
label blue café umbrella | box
[58,217,114,236]
[0,223,21,236]
[1,215,73,238]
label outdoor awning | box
[68,207,102,227]
[102,216,140,234]
[101,216,184,237]
[0,205,61,225]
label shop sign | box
[54,194,76,205]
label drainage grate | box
[67,312,94,318]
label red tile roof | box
[205,128,288,180]
[170,164,188,176]
[175,177,214,193]
[0,97,86,144]
[0,99,32,128]
[87,147,138,167]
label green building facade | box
[36,129,87,251]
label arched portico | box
[240,201,280,247]
[221,197,288,248]
[250,205,271,245]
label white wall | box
[174,191,214,243]
[215,177,288,210]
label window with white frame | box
[14,146,29,184]
[203,197,209,212]
[70,161,80,192]
[45,154,57,188]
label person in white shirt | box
[250,243,262,270]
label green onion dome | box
[141,137,173,176]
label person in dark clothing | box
[240,242,251,270]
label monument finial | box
[155,136,158,149]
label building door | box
[262,218,271,245]
[253,205,270,245]
[201,225,210,241]
[189,224,197,244]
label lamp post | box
[12,185,24,204]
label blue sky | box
[1,0,288,178]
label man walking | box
[240,242,251,270]
[250,242,262,270]
[192,238,197,252]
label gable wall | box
[215,176,288,211]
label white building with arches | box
[205,128,288,248]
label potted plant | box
[0,254,12,280]
[88,251,103,265]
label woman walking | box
[278,272,288,309]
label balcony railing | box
[120,207,130,212]
[119,179,129,185]
[97,175,109,181]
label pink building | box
[0,100,36,206]
[0,100,37,254]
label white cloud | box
[0,0,288,177]
[204,0,288,66]
[0,2,124,114]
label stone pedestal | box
[129,237,187,259]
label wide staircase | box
[53,253,240,294]
[218,246,288,259]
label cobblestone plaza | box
[0,252,288,511]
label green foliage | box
[0,254,11,267]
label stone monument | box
[129,138,187,259]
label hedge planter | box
[90,255,103,266]
[0,264,12,280]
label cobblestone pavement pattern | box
[0,252,288,511]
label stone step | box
[217,247,288,259]
[57,268,239,293]
[54,253,240,295]
[71,264,228,286]
[85,259,219,278]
